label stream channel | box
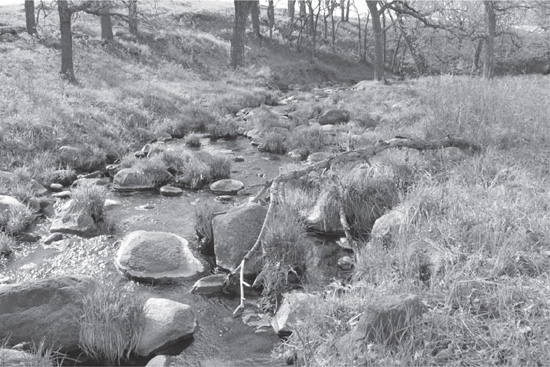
[1,136,291,366]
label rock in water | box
[210,179,244,195]
[212,203,267,275]
[115,231,205,282]
[137,298,197,356]
[160,185,183,197]
[0,275,98,352]
[190,274,228,295]
[318,109,350,125]
[50,200,101,237]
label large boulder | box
[271,292,320,335]
[50,199,101,237]
[0,170,48,197]
[0,348,53,366]
[338,293,426,349]
[0,275,98,352]
[318,109,350,125]
[212,202,267,275]
[137,298,197,357]
[115,231,205,282]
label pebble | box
[50,183,64,192]
[234,156,245,162]
[44,232,64,245]
[160,185,183,197]
[52,191,71,199]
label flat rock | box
[160,185,183,197]
[137,298,197,356]
[52,191,71,199]
[116,231,205,282]
[190,274,228,295]
[0,195,26,212]
[113,168,162,191]
[44,232,63,245]
[210,179,244,195]
[0,275,98,352]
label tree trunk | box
[391,32,402,71]
[340,0,345,22]
[483,0,496,79]
[308,0,316,58]
[58,0,75,82]
[330,1,336,50]
[25,0,37,35]
[345,0,350,22]
[101,14,113,40]
[128,0,138,36]
[472,38,484,74]
[231,0,254,68]
[362,14,369,62]
[399,17,428,76]
[288,0,296,24]
[366,1,385,82]
[268,0,275,40]
[251,0,262,40]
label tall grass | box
[282,76,550,366]
[79,284,144,366]
[71,181,108,222]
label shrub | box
[259,132,288,154]
[184,133,202,148]
[71,182,108,222]
[79,284,144,366]
[0,204,34,235]
[207,117,238,140]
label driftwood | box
[231,136,481,316]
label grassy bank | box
[279,75,550,366]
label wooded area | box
[15,0,550,84]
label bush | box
[71,182,108,222]
[79,284,144,366]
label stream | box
[1,136,291,366]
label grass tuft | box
[71,182,108,222]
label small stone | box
[140,204,155,210]
[210,179,244,195]
[44,233,63,245]
[160,185,183,197]
[50,183,64,192]
[81,171,104,179]
[104,199,121,210]
[52,191,71,199]
[135,151,147,158]
[234,156,245,162]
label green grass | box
[78,284,144,366]
[194,200,224,256]
[0,204,33,236]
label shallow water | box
[1,136,290,366]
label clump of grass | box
[79,284,144,366]
[194,200,224,255]
[157,106,214,138]
[287,126,334,158]
[184,133,202,147]
[259,132,288,154]
[256,207,312,312]
[207,117,239,140]
[0,205,34,235]
[0,232,15,257]
[0,337,65,367]
[71,181,108,222]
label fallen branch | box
[231,136,481,316]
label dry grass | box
[71,181,108,222]
[79,283,144,366]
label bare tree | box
[251,0,262,40]
[231,0,255,68]
[57,0,75,82]
[25,0,37,35]
[100,1,113,40]
[128,0,138,35]
[483,0,496,79]
[366,1,386,82]
[288,0,296,25]
[268,0,275,40]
